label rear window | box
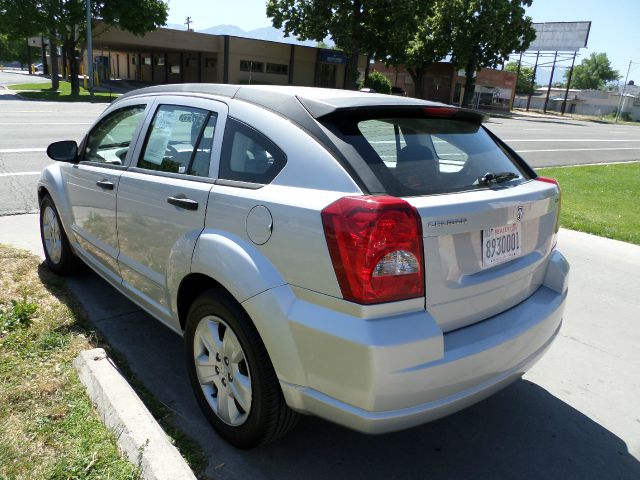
[328,114,529,196]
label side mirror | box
[47,140,78,163]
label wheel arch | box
[176,272,224,331]
[177,231,306,386]
[37,165,77,245]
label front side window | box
[84,105,146,165]
[218,119,286,184]
[137,105,217,177]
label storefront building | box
[87,24,366,90]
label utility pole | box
[40,36,49,75]
[615,60,633,123]
[26,38,33,74]
[526,51,540,111]
[561,52,577,115]
[86,0,94,96]
[543,51,558,113]
[185,17,193,32]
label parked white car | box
[39,84,569,448]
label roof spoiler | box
[297,96,489,124]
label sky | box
[166,0,640,85]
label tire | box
[39,195,81,275]
[184,288,299,448]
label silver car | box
[38,84,569,448]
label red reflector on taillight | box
[321,196,424,304]
[536,176,562,234]
[423,106,457,117]
[536,176,560,188]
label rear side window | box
[218,119,286,184]
[330,114,528,196]
[137,105,217,177]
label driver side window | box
[84,105,146,165]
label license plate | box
[482,223,522,268]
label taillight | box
[321,196,424,304]
[536,176,562,246]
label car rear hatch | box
[406,181,559,332]
[312,98,561,332]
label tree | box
[360,69,391,93]
[505,61,536,94]
[0,0,168,94]
[267,0,429,90]
[566,52,620,90]
[0,34,32,67]
[430,0,536,107]
[363,1,442,99]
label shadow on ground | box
[45,268,640,480]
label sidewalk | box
[0,213,43,258]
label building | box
[514,87,640,120]
[370,61,517,109]
[85,24,367,90]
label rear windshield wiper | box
[478,171,520,186]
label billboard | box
[528,22,591,52]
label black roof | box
[116,84,488,194]
[117,84,487,123]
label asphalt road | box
[2,216,638,480]
[0,94,106,215]
[485,115,640,167]
[0,86,639,215]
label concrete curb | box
[74,348,197,480]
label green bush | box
[361,70,392,94]
[0,298,38,332]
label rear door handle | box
[167,195,199,211]
[96,180,114,190]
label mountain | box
[164,23,188,31]
[197,24,249,37]
[195,24,329,47]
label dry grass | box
[0,245,139,479]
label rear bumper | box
[243,250,569,434]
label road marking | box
[0,171,40,177]
[0,148,46,153]
[539,160,640,168]
[506,139,640,142]
[517,147,640,153]
[0,122,91,125]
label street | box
[0,82,639,215]
[486,115,640,166]
[0,93,105,214]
